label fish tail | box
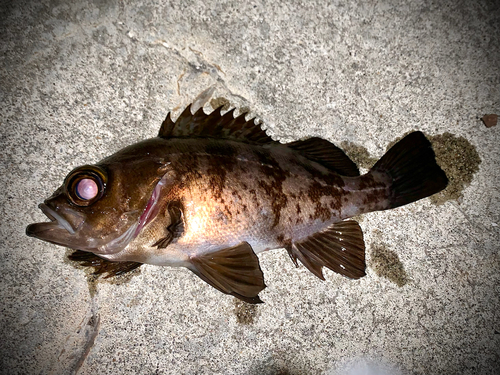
[371,131,448,209]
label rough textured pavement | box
[1,0,499,374]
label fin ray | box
[371,131,448,208]
[287,220,366,280]
[68,250,142,278]
[152,203,185,249]
[287,137,360,176]
[189,242,266,304]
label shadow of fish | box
[26,104,447,303]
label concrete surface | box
[1,0,499,374]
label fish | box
[26,102,448,303]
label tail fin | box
[371,131,448,209]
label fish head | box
[26,147,173,255]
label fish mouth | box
[26,203,77,244]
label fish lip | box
[26,203,76,238]
[38,203,76,235]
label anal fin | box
[287,220,366,280]
[189,242,266,304]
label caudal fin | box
[371,131,448,209]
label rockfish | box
[26,104,448,303]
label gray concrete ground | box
[1,0,499,374]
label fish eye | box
[64,165,107,207]
[75,178,98,200]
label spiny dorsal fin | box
[188,242,266,304]
[287,137,360,176]
[158,105,275,145]
[287,220,366,280]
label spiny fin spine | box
[158,104,275,145]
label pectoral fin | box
[287,220,366,280]
[151,203,185,249]
[189,242,266,304]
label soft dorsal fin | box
[287,220,366,280]
[158,105,276,145]
[287,137,360,176]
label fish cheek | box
[78,186,139,239]
[80,207,126,239]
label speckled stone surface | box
[1,1,499,374]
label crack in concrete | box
[450,201,493,236]
[149,38,251,106]
[51,286,101,375]
[73,301,101,375]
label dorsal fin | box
[287,137,360,176]
[158,105,276,145]
[159,105,360,176]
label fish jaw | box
[27,202,142,254]
[26,201,116,252]
[26,203,86,248]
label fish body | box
[27,104,448,303]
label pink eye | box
[75,178,98,200]
[65,165,107,206]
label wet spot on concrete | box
[85,275,99,298]
[84,270,141,297]
[370,245,409,287]
[383,132,481,205]
[87,270,141,297]
[234,299,258,324]
[340,141,378,170]
[428,132,481,205]
[210,97,231,111]
[248,357,303,375]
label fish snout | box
[26,203,85,247]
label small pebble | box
[481,114,498,128]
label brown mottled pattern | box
[254,149,289,228]
[31,134,394,262]
[135,136,375,252]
